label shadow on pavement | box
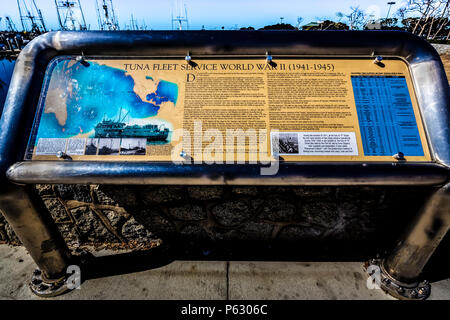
[80,232,450,283]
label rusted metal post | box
[0,183,73,297]
[368,183,450,300]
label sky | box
[0,0,409,31]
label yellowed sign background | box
[31,58,431,163]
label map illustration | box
[34,58,178,146]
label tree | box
[397,0,450,40]
[302,20,349,30]
[337,6,368,30]
[296,17,303,29]
[375,18,404,30]
[259,23,296,30]
[381,18,399,28]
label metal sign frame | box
[0,31,449,299]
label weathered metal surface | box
[0,31,449,298]
[383,183,450,282]
[1,31,450,184]
[0,184,71,278]
[6,161,450,186]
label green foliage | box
[259,23,296,30]
[302,20,349,30]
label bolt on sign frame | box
[0,31,449,298]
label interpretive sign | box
[26,57,431,162]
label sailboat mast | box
[117,107,122,122]
[120,110,130,123]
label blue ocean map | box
[351,76,424,157]
[33,58,178,142]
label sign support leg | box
[367,183,450,300]
[0,183,74,297]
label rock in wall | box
[0,184,435,260]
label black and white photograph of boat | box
[98,138,120,155]
[120,138,146,155]
[85,138,99,155]
[67,138,86,155]
[94,108,170,143]
[273,132,300,154]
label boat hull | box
[94,129,169,141]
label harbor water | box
[0,58,15,117]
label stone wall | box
[0,184,436,260]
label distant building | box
[365,20,382,30]
[302,22,321,30]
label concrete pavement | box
[0,245,449,300]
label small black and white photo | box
[66,138,86,155]
[85,138,99,155]
[98,138,120,155]
[35,138,68,155]
[272,132,299,155]
[120,138,146,155]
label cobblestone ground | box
[0,184,436,260]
